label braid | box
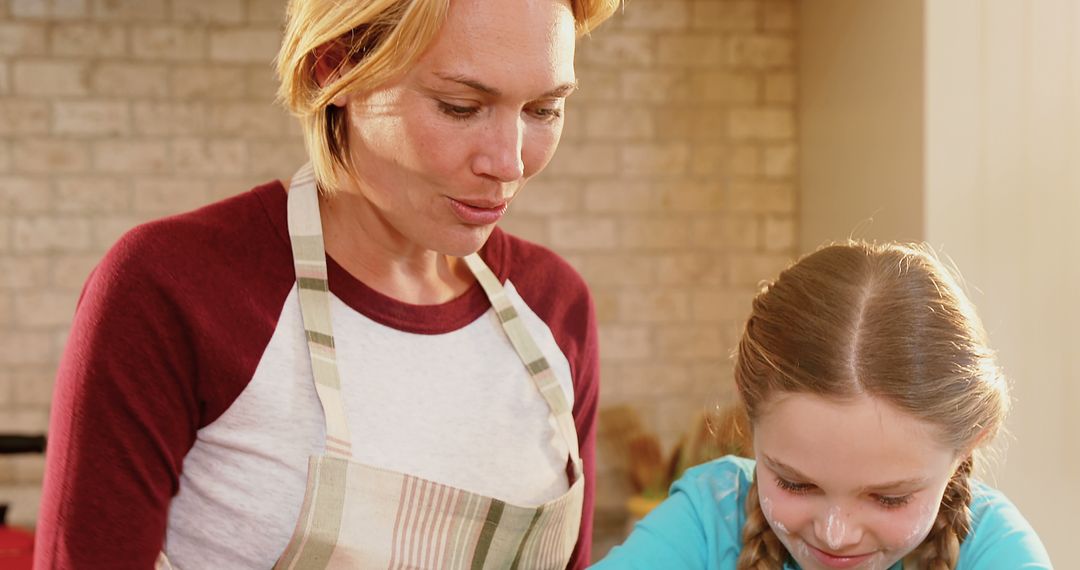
[909,456,974,570]
[737,476,788,570]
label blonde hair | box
[733,242,1009,570]
[275,0,620,194]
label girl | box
[596,242,1051,569]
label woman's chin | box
[434,224,499,258]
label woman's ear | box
[312,40,351,107]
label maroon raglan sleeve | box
[35,183,294,569]
[566,290,599,570]
[492,229,600,569]
[34,225,201,569]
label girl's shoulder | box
[677,455,757,495]
[956,481,1052,568]
[671,455,757,527]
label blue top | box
[593,456,1052,569]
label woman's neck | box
[315,189,475,306]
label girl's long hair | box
[734,242,1008,570]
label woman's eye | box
[875,494,913,509]
[528,106,563,122]
[437,101,479,120]
[775,477,815,495]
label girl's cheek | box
[895,499,938,551]
[759,486,801,538]
[867,496,939,559]
[862,552,890,570]
[760,495,791,536]
[761,493,812,564]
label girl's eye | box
[437,101,479,120]
[775,477,816,495]
[874,494,913,509]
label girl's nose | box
[813,504,864,552]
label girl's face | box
[752,393,962,570]
[336,0,577,257]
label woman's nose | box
[472,115,525,182]
[813,504,864,552]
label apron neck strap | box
[286,162,353,459]
[462,254,583,474]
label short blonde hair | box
[276,0,621,194]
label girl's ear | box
[312,40,351,107]
[952,426,992,473]
[962,426,993,457]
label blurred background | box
[0,0,1075,564]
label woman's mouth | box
[806,543,877,569]
[448,197,508,225]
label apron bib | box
[273,163,585,569]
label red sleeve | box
[35,225,201,569]
[566,293,599,570]
[488,228,600,569]
[35,184,293,569]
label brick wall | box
[0,0,797,556]
[529,1,797,553]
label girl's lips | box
[807,543,876,569]
[448,197,508,225]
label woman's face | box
[337,0,577,256]
[752,393,962,570]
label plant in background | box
[601,404,753,519]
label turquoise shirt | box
[593,456,1052,569]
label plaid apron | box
[272,163,585,569]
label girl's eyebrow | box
[859,477,928,493]
[764,454,928,492]
[762,454,816,482]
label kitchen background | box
[0,0,1074,564]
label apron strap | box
[286,162,353,459]
[462,254,583,477]
[285,161,582,478]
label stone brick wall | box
[0,0,797,556]
[529,1,797,553]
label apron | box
[159,162,585,569]
[276,161,585,569]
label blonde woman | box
[36,0,618,568]
[595,243,1051,569]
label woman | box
[35,0,618,568]
[595,242,1051,569]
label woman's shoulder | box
[957,481,1052,568]
[484,227,589,296]
[79,180,296,342]
[483,228,595,354]
[96,180,289,284]
[114,180,284,257]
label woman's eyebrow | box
[542,82,577,98]
[433,72,577,98]
[435,72,499,95]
